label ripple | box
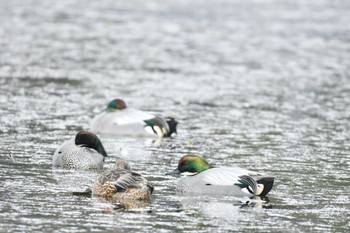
[1,0,350,232]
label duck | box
[52,130,108,169]
[166,154,275,197]
[90,98,178,138]
[92,160,154,201]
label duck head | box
[113,160,131,170]
[106,98,127,112]
[75,130,108,157]
[166,154,212,176]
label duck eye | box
[58,151,62,154]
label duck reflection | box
[72,188,153,210]
[239,196,272,209]
[176,194,272,220]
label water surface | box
[0,0,349,232]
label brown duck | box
[92,160,154,201]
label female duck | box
[166,154,275,197]
[52,130,108,169]
[92,160,154,201]
[90,98,178,138]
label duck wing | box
[198,168,259,194]
[97,169,123,184]
[236,175,258,195]
[197,168,243,185]
[112,109,155,125]
[114,171,147,191]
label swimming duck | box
[90,98,178,138]
[92,160,154,201]
[52,130,108,169]
[166,154,275,197]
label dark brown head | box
[75,130,108,157]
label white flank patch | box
[154,126,163,137]
[256,184,264,195]
[181,171,198,176]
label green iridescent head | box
[166,154,212,175]
[106,98,127,112]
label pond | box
[0,0,349,232]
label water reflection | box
[239,196,272,209]
[72,189,153,210]
[100,197,152,210]
[52,169,99,193]
[177,194,272,219]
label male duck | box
[92,160,154,201]
[90,98,178,138]
[52,130,108,169]
[166,154,275,197]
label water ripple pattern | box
[0,0,349,232]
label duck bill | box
[165,169,180,175]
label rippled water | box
[1,0,349,232]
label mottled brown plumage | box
[92,160,154,201]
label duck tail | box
[256,176,275,196]
[238,174,275,196]
[72,188,92,197]
[147,183,154,194]
[144,116,168,137]
[144,116,178,137]
[237,175,258,195]
[165,117,178,137]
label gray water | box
[1,0,349,232]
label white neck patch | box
[181,171,198,176]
